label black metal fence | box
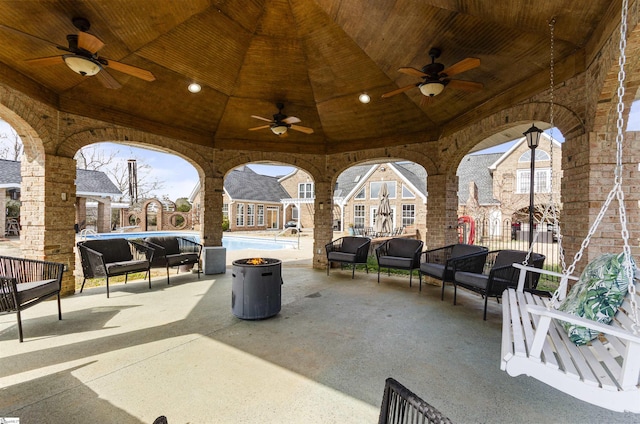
[459,217,562,290]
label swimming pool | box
[80,231,297,251]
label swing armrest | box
[527,304,640,344]
[513,263,579,292]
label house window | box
[516,169,551,193]
[291,206,299,219]
[298,182,314,199]
[370,181,396,199]
[222,203,228,219]
[247,204,255,226]
[402,204,415,226]
[257,205,264,226]
[355,187,365,199]
[236,203,244,226]
[354,204,365,228]
[519,149,550,162]
[402,184,415,199]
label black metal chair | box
[325,236,371,278]
[419,244,488,300]
[144,236,203,284]
[0,256,65,342]
[375,238,424,289]
[453,250,546,320]
[379,377,452,424]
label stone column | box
[96,198,112,233]
[75,197,86,232]
[21,154,76,295]
[425,173,459,249]
[0,188,6,238]
[200,175,223,247]
[313,180,334,270]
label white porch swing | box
[500,0,640,413]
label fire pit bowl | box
[231,258,282,320]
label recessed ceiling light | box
[188,83,201,93]
[359,93,371,104]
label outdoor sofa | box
[77,238,155,298]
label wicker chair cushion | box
[82,238,133,263]
[328,251,357,263]
[379,256,413,269]
[387,239,422,257]
[420,263,445,278]
[15,279,59,304]
[145,237,181,256]
[165,253,199,267]
[450,244,487,258]
[104,260,149,275]
[558,253,634,345]
[341,237,365,254]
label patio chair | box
[419,243,488,300]
[325,236,371,278]
[379,377,452,424]
[453,249,545,320]
[375,238,424,289]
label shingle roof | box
[393,162,427,196]
[0,159,20,187]
[76,168,122,195]
[334,163,375,198]
[457,153,502,205]
[225,166,290,202]
[0,159,121,196]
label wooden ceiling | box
[0,0,616,155]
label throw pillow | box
[557,252,635,346]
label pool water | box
[80,231,296,251]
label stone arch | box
[57,127,212,178]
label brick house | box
[190,166,289,232]
[458,133,563,240]
[333,162,427,235]
[0,159,122,234]
[278,168,316,229]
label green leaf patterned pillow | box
[557,253,635,346]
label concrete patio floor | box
[1,240,639,423]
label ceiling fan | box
[382,48,482,99]
[0,17,155,89]
[249,103,314,137]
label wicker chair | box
[379,377,452,424]
[376,238,424,289]
[325,236,371,278]
[144,236,203,284]
[419,244,488,300]
[0,256,65,342]
[453,249,546,320]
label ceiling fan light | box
[419,81,445,97]
[271,125,288,135]
[63,55,101,76]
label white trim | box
[341,164,378,204]
[387,163,427,202]
[489,133,561,171]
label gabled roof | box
[225,166,290,202]
[76,168,122,196]
[0,159,121,197]
[489,133,562,170]
[334,163,376,199]
[392,162,427,198]
[457,153,502,206]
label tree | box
[0,120,23,161]
[75,144,165,202]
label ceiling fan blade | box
[103,59,155,81]
[398,67,428,78]
[283,116,301,124]
[251,115,273,123]
[94,69,122,89]
[248,125,270,131]
[25,56,64,67]
[441,58,480,77]
[0,24,63,48]
[78,31,104,54]
[447,79,484,92]
[290,125,314,134]
[381,84,417,98]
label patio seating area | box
[1,254,637,423]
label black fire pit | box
[231,258,282,320]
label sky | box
[0,100,638,201]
